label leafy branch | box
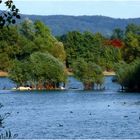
[0,0,20,27]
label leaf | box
[16,15,20,19]
[12,19,16,24]
[12,5,16,11]
[0,19,5,27]
[8,12,12,16]
[4,13,7,17]
[13,12,17,16]
[0,16,3,20]
[16,9,19,12]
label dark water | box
[0,76,140,139]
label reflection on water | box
[0,76,140,139]
[0,76,121,91]
[66,76,121,91]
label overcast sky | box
[1,0,140,18]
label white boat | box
[60,86,65,90]
[16,86,31,91]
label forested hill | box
[21,14,140,36]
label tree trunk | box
[84,82,94,90]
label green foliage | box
[18,20,66,62]
[30,52,66,84]
[111,28,124,40]
[0,17,140,92]
[9,52,66,88]
[116,59,140,91]
[0,20,66,88]
[9,60,31,86]
[0,53,11,71]
[125,24,140,34]
[0,20,66,72]
[72,58,103,90]
[122,24,140,63]
[0,26,21,70]
[59,31,122,71]
[19,20,35,41]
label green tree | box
[0,53,11,71]
[0,26,22,71]
[19,19,35,41]
[30,52,66,89]
[122,24,140,62]
[9,52,67,89]
[125,24,140,35]
[116,59,140,91]
[59,31,122,71]
[73,58,103,90]
[9,60,31,87]
[19,20,66,62]
[0,20,67,89]
[111,28,124,40]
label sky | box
[1,0,140,18]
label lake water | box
[0,76,140,139]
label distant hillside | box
[20,14,140,36]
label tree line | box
[58,24,140,90]
[0,19,140,90]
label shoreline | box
[0,71,8,77]
[103,71,116,76]
[0,71,116,77]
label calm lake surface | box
[0,76,140,139]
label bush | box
[72,58,104,90]
[116,59,140,91]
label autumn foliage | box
[105,39,123,48]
